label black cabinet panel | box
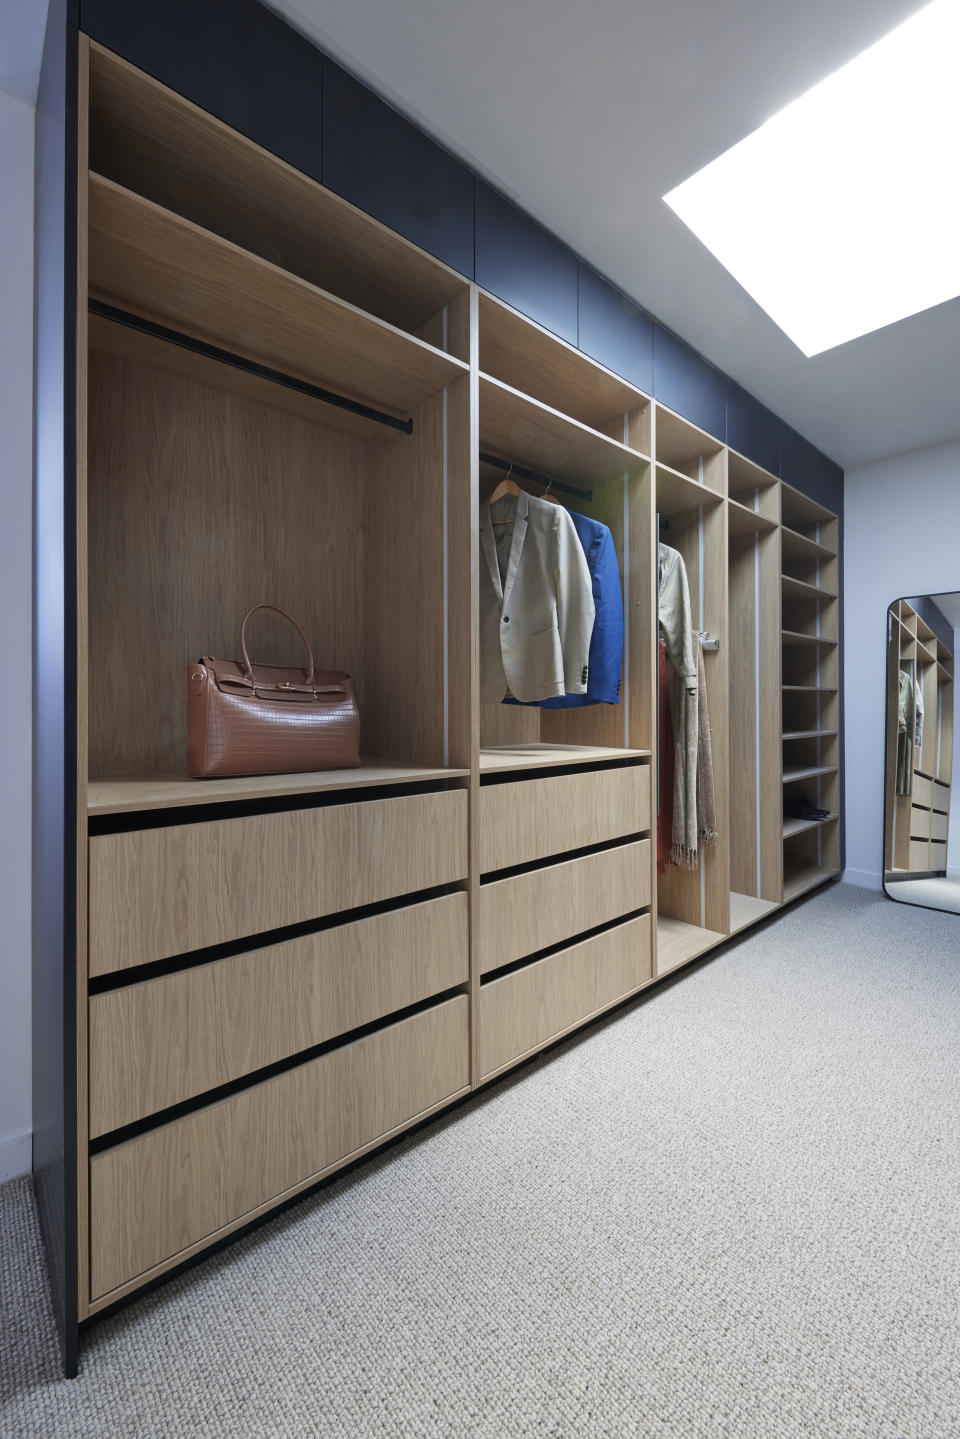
[727,383,782,476]
[476,182,578,345]
[578,265,654,396]
[780,425,844,515]
[322,59,474,276]
[652,324,728,442]
[81,0,325,184]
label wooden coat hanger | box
[490,463,522,522]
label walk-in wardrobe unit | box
[34,2,844,1372]
[885,600,953,878]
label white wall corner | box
[842,866,884,891]
[0,1131,33,1184]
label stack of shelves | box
[780,484,841,899]
[885,600,953,878]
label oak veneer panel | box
[478,290,647,432]
[478,765,649,874]
[478,745,648,773]
[932,808,949,844]
[88,174,466,414]
[912,774,933,810]
[910,805,932,840]
[655,916,726,977]
[781,865,839,903]
[479,373,649,487]
[934,780,951,813]
[88,44,466,337]
[479,840,649,975]
[88,789,468,976]
[90,995,469,1298]
[480,915,651,1079]
[728,532,758,898]
[87,351,368,777]
[89,891,468,1136]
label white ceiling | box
[267,0,960,469]
[0,0,48,106]
[930,593,960,628]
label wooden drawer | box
[479,840,649,976]
[479,764,649,873]
[89,788,467,976]
[912,774,933,809]
[932,810,949,843]
[909,839,930,872]
[90,994,469,1300]
[930,840,947,871]
[934,781,950,813]
[911,805,931,839]
[480,914,651,1080]
[89,892,468,1138]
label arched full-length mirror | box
[884,593,959,913]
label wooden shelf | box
[782,765,839,784]
[87,761,470,816]
[782,574,838,602]
[727,498,777,535]
[780,482,836,529]
[783,814,840,839]
[478,291,648,432]
[656,916,726,976]
[479,373,650,488]
[782,683,839,693]
[656,462,723,515]
[88,174,467,418]
[479,744,648,774]
[89,43,465,337]
[782,729,839,741]
[782,630,838,647]
[654,403,724,470]
[728,892,780,933]
[782,864,840,903]
[780,525,835,563]
[727,449,778,494]
[916,641,937,663]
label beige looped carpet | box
[2,883,960,1438]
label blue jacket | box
[506,510,623,708]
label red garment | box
[657,637,674,876]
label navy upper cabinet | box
[80,0,325,183]
[475,182,578,346]
[727,383,782,476]
[578,265,654,396]
[652,325,728,442]
[780,426,844,515]
[322,59,474,276]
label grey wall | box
[0,85,36,1182]
[844,437,960,890]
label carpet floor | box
[3,883,960,1439]
[886,873,960,915]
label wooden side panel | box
[480,915,652,1078]
[728,531,757,896]
[478,765,649,873]
[88,788,468,975]
[758,524,783,902]
[89,891,468,1136]
[87,351,370,777]
[478,840,649,974]
[90,996,469,1299]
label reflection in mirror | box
[884,593,958,913]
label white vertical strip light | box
[664,0,960,357]
[754,533,762,895]
[441,306,449,766]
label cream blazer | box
[479,489,595,704]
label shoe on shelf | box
[785,793,831,821]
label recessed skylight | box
[663,0,960,356]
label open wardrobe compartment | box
[33,24,844,1372]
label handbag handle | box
[239,603,315,687]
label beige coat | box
[480,489,595,704]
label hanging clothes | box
[657,637,674,876]
[667,632,719,868]
[897,668,915,796]
[658,543,697,695]
[914,676,925,754]
[479,489,595,704]
[505,508,624,708]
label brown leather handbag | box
[187,604,360,778]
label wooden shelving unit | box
[656,916,727,975]
[478,745,648,774]
[782,814,839,839]
[655,461,723,513]
[782,864,841,903]
[728,497,777,535]
[783,765,839,784]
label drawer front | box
[479,764,649,873]
[479,840,649,976]
[932,810,949,843]
[909,839,930,872]
[89,788,467,976]
[90,995,469,1300]
[480,914,651,1079]
[911,805,931,839]
[934,781,950,813]
[912,774,933,810]
[930,840,947,871]
[90,892,468,1138]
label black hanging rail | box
[87,299,415,436]
[479,450,592,503]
